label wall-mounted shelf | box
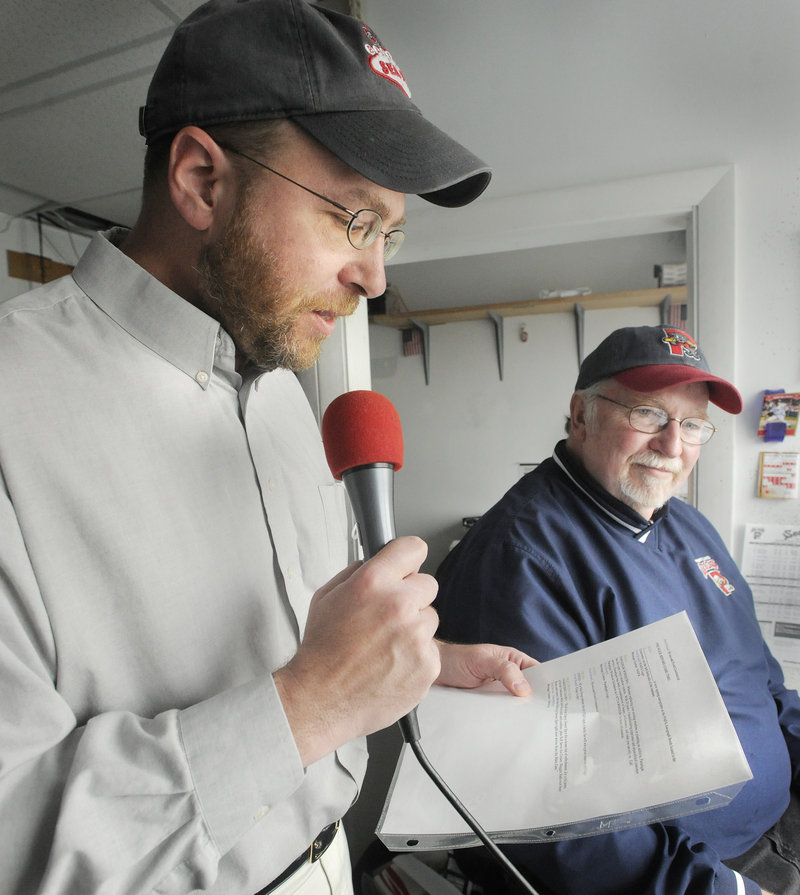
[371,286,687,384]
[371,286,686,328]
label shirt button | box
[195,371,209,384]
[253,805,270,821]
[268,479,276,492]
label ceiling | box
[0,0,203,230]
[2,0,662,313]
[4,0,788,309]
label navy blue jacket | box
[436,441,800,895]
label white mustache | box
[631,452,683,475]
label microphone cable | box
[398,712,542,895]
[320,392,542,895]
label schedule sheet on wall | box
[742,523,800,690]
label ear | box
[569,392,588,442]
[167,126,233,233]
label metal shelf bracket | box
[488,312,504,381]
[409,318,431,385]
[574,302,585,365]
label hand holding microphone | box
[275,391,531,763]
[322,389,431,744]
[273,391,439,766]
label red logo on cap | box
[662,328,701,361]
[695,555,735,596]
[362,24,411,98]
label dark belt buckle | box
[254,821,340,895]
[309,820,339,863]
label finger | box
[352,542,438,612]
[404,571,439,611]
[419,603,440,639]
[494,660,533,697]
[367,535,429,578]
[313,560,362,601]
[508,649,539,671]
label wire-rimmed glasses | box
[217,143,405,260]
[597,394,717,445]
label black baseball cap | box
[138,0,491,208]
[575,325,743,414]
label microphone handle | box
[340,463,421,744]
[340,464,397,560]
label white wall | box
[733,148,800,544]
[364,0,800,567]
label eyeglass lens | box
[629,406,715,444]
[347,210,405,260]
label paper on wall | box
[743,523,800,690]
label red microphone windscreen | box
[322,390,404,480]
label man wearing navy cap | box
[436,325,800,895]
[0,2,533,893]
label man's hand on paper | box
[274,536,440,767]
[434,641,537,697]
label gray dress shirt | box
[0,231,366,894]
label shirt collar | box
[71,228,225,389]
[552,440,669,538]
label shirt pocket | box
[319,482,349,571]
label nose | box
[649,420,684,458]
[340,240,387,299]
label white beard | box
[618,451,685,513]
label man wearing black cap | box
[0,2,534,894]
[436,325,800,895]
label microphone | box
[321,390,539,895]
[321,389,403,560]
[321,390,420,743]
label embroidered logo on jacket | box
[362,23,412,97]
[662,328,702,362]
[695,555,735,596]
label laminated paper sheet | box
[378,612,752,849]
[743,523,800,689]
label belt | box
[254,821,340,895]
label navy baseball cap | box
[138,0,491,208]
[576,325,743,414]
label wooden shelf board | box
[371,286,687,328]
[7,249,73,284]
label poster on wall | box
[758,452,800,499]
[742,524,800,690]
[757,392,800,438]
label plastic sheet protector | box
[378,612,752,849]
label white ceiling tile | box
[0,41,167,116]
[76,190,143,229]
[0,76,150,208]
[0,0,177,86]
[0,182,50,218]
[155,0,207,19]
